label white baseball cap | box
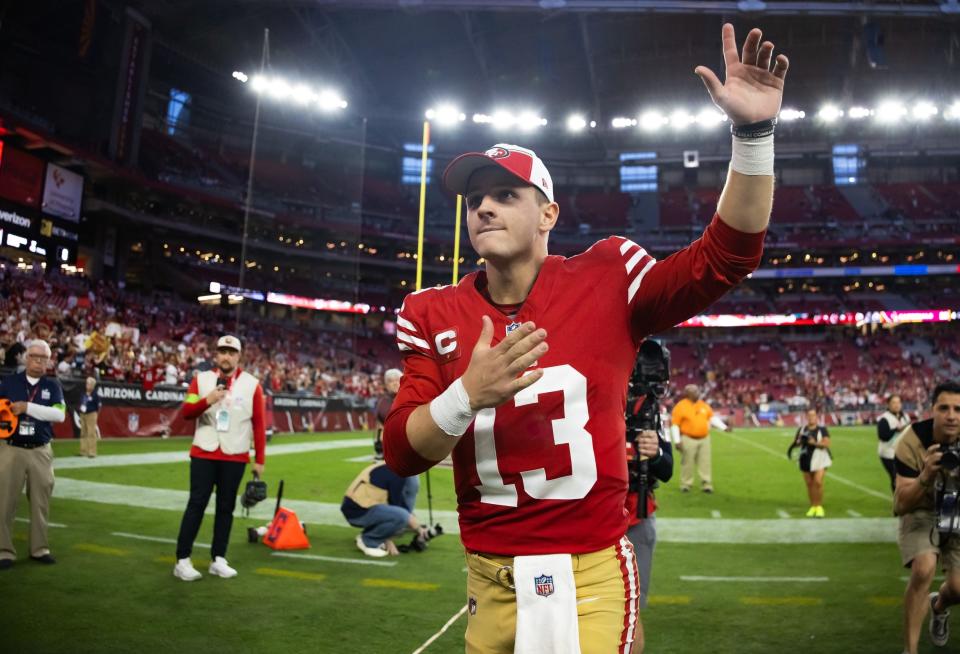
[442,143,554,202]
[217,335,242,352]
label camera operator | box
[625,429,673,609]
[341,460,427,558]
[879,394,911,493]
[894,380,960,654]
[787,408,831,518]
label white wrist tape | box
[429,377,476,437]
[731,134,774,176]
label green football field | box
[0,426,938,653]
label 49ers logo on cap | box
[486,146,510,159]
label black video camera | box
[397,523,444,553]
[940,442,960,471]
[240,472,268,515]
[626,340,671,519]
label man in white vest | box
[172,335,266,581]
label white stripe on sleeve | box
[627,258,656,304]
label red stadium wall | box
[52,379,374,439]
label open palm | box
[696,24,789,126]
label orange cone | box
[262,508,310,550]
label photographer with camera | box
[624,341,674,609]
[341,461,430,558]
[894,380,960,653]
[787,408,831,518]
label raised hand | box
[695,23,789,126]
[461,316,548,411]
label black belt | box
[6,441,48,449]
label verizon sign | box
[42,164,84,222]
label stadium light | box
[566,114,588,132]
[638,110,667,131]
[946,101,960,121]
[517,111,548,131]
[425,104,466,125]
[779,108,806,121]
[817,104,843,123]
[848,106,871,120]
[695,108,726,128]
[245,74,348,111]
[875,101,907,123]
[911,101,938,121]
[669,109,695,130]
[611,116,637,129]
[232,71,248,83]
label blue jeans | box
[350,476,420,548]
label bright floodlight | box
[875,101,907,123]
[611,117,637,129]
[566,114,588,132]
[491,110,515,129]
[911,101,938,121]
[317,90,348,110]
[473,113,492,124]
[817,105,843,122]
[669,109,694,130]
[250,75,268,92]
[291,84,313,105]
[232,71,248,83]
[639,110,667,131]
[517,111,547,131]
[946,101,960,121]
[695,108,725,128]
[268,78,291,100]
[779,108,806,121]
[426,104,466,125]
[848,106,871,119]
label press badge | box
[19,420,36,437]
[215,408,230,432]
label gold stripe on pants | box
[680,434,712,490]
[0,443,55,560]
[80,412,98,457]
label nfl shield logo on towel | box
[534,574,554,598]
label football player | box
[384,23,788,654]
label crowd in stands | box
[666,323,960,415]
[0,263,396,402]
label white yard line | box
[54,477,462,531]
[411,604,468,654]
[16,517,67,528]
[271,551,397,568]
[847,509,863,518]
[54,438,372,470]
[680,575,829,583]
[725,432,890,501]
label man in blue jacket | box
[0,340,66,569]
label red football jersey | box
[384,215,763,555]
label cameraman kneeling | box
[341,461,427,558]
[894,380,960,654]
[625,429,673,609]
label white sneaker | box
[208,556,238,578]
[173,558,202,581]
[356,534,388,558]
[930,592,950,647]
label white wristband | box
[730,134,774,176]
[429,377,476,437]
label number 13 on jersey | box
[473,364,598,506]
